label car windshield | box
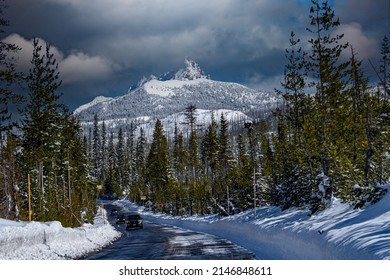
[127,215,141,219]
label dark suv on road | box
[116,214,126,224]
[126,214,143,229]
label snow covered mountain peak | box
[74,59,280,140]
[74,95,113,115]
[174,58,209,81]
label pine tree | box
[244,121,265,215]
[184,105,197,133]
[234,133,253,210]
[278,31,307,144]
[184,105,201,215]
[0,132,20,219]
[21,38,96,226]
[134,127,146,184]
[116,127,125,191]
[0,3,22,219]
[124,124,136,197]
[201,113,219,203]
[128,123,136,164]
[306,0,349,200]
[217,113,235,215]
[59,116,97,225]
[379,36,390,95]
[92,113,101,181]
[0,1,22,133]
[101,120,107,183]
[105,131,120,197]
[128,127,147,202]
[172,123,188,214]
[330,46,367,203]
[146,120,172,211]
[21,38,65,221]
[274,30,311,209]
[271,1,389,212]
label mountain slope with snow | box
[74,58,279,136]
[73,96,114,115]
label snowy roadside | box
[114,184,390,260]
[1,184,389,260]
[0,207,121,260]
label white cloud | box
[246,73,285,92]
[60,52,113,84]
[1,33,115,84]
[2,33,63,70]
[336,22,378,60]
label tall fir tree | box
[21,38,64,221]
[105,131,120,197]
[274,29,319,209]
[0,1,22,133]
[116,127,125,192]
[92,113,101,181]
[379,36,390,95]
[146,120,173,211]
[0,1,22,220]
[182,105,201,214]
[217,113,234,215]
[21,38,96,226]
[172,123,188,214]
[134,127,146,185]
[0,133,20,219]
[234,133,253,210]
[201,113,219,204]
[100,120,107,183]
[306,0,349,200]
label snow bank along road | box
[0,207,120,260]
[116,184,390,260]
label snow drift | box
[0,207,121,260]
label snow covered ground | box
[114,183,390,260]
[1,184,389,260]
[0,207,121,260]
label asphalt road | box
[82,206,255,260]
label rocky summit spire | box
[174,57,210,81]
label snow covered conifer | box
[146,119,175,211]
[21,38,96,226]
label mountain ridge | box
[74,58,279,137]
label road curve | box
[82,206,255,260]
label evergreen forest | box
[1,0,389,226]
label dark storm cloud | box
[2,0,388,109]
[334,0,389,62]
[336,0,388,33]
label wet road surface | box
[82,207,255,260]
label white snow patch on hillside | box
[74,96,113,114]
[143,78,211,97]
